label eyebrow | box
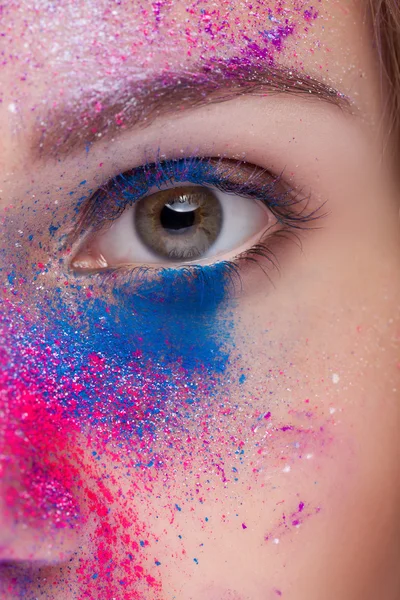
[32,58,350,160]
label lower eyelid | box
[71,223,280,276]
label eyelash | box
[71,155,321,303]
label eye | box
[68,155,318,289]
[71,182,274,270]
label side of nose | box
[0,483,81,564]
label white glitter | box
[8,103,17,113]
[332,373,340,384]
[329,407,336,415]
[305,453,314,460]
[273,538,280,544]
[282,465,291,473]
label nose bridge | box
[0,496,46,562]
[0,496,20,557]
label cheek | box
[229,246,400,596]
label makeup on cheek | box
[0,271,232,595]
[0,243,239,597]
[0,304,165,598]
[0,0,359,597]
[0,259,235,433]
[0,158,242,546]
[37,272,234,435]
[38,154,319,430]
[0,72,331,599]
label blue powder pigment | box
[5,260,236,437]
[85,154,285,228]
[46,157,244,377]
[51,261,235,370]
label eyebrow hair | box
[32,58,351,160]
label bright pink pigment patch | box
[0,299,165,598]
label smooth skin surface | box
[0,0,399,599]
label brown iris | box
[135,186,223,260]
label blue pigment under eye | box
[106,264,235,368]
[1,275,234,440]
[46,261,234,376]
[6,260,235,438]
[112,262,238,310]
[93,263,233,370]
[27,158,243,431]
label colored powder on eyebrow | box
[237,21,296,66]
[1,0,321,140]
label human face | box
[0,1,399,599]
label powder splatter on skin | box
[0,141,335,597]
[1,0,322,153]
[0,232,235,599]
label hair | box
[370,0,400,159]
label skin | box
[0,0,399,599]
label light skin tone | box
[0,0,399,599]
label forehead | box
[0,0,376,166]
[2,0,340,93]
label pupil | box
[160,204,196,231]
